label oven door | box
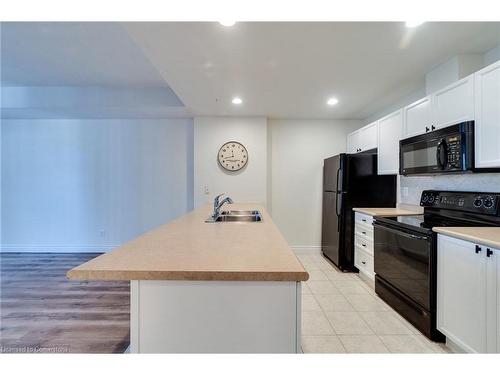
[373,223,432,310]
[399,136,443,175]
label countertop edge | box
[67,269,310,282]
[352,207,422,216]
[433,227,500,249]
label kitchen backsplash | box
[399,173,500,205]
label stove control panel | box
[420,190,500,215]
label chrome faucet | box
[212,193,234,219]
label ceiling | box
[1,22,187,118]
[124,22,500,119]
[2,22,500,120]
[1,22,175,88]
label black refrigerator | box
[322,150,397,271]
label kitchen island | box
[67,203,308,353]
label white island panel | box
[131,280,301,353]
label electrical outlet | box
[99,230,106,238]
[204,185,209,195]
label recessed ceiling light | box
[405,21,425,28]
[232,97,243,105]
[219,21,236,27]
[327,97,339,106]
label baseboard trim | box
[291,246,322,255]
[0,244,119,253]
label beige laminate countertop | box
[433,227,500,249]
[67,204,308,282]
[353,207,422,217]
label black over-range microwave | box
[399,121,474,175]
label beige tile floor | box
[297,252,451,354]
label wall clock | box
[218,141,248,171]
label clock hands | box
[223,150,238,161]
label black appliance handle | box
[336,167,341,193]
[436,138,448,170]
[373,223,429,241]
[336,194,342,233]
[335,167,341,217]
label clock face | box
[218,141,248,171]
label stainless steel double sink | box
[206,210,263,223]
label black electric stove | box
[373,190,500,342]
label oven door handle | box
[373,223,429,241]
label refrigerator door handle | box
[336,167,340,190]
[336,193,342,232]
[335,167,342,219]
[336,192,342,217]
[336,167,342,193]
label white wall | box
[363,87,426,125]
[485,44,500,66]
[1,118,193,252]
[193,117,268,208]
[269,119,362,249]
[425,54,483,94]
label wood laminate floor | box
[0,253,130,354]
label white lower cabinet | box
[354,212,375,281]
[437,234,499,353]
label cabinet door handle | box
[362,219,367,222]
[362,243,366,247]
[487,248,493,257]
[475,245,482,254]
[362,231,366,235]
[431,125,436,131]
[361,261,366,265]
[425,126,430,132]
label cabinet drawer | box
[355,212,373,226]
[355,224,373,243]
[355,246,374,279]
[355,235,374,255]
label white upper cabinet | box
[403,96,432,138]
[347,122,378,154]
[377,109,403,174]
[431,74,475,129]
[474,60,500,169]
[403,75,474,139]
[347,131,359,153]
[361,122,378,152]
